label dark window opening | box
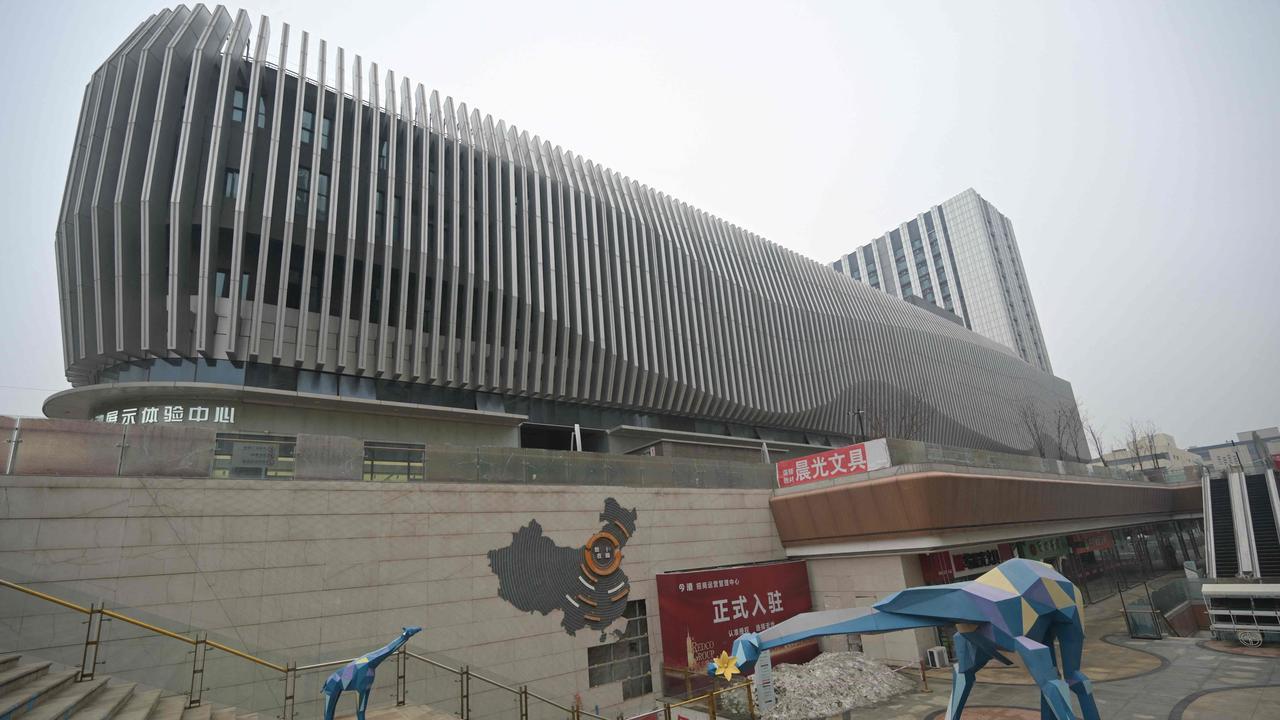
[286,244,305,309]
[301,110,314,144]
[223,168,239,199]
[231,88,246,123]
[587,600,651,700]
[317,172,330,218]
[296,167,310,214]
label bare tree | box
[1054,401,1085,462]
[1143,422,1164,469]
[1080,408,1108,466]
[1018,399,1049,459]
[864,397,936,440]
[1126,419,1147,471]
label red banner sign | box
[656,561,817,694]
[775,438,891,488]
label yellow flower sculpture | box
[712,650,740,681]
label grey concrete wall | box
[0,473,783,718]
[806,555,935,664]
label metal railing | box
[1,576,748,720]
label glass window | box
[296,167,310,213]
[245,363,298,391]
[149,358,197,382]
[317,173,330,217]
[116,360,152,383]
[231,88,246,123]
[301,110,314,144]
[339,374,377,399]
[223,168,239,199]
[379,140,388,171]
[297,370,338,395]
[256,96,268,129]
[321,116,331,150]
[196,359,246,385]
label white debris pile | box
[721,652,915,720]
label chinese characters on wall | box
[93,405,237,425]
[775,438,891,488]
[672,578,787,638]
[656,560,818,695]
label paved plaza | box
[847,588,1280,719]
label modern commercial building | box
[49,5,1084,461]
[831,189,1053,373]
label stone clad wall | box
[0,474,783,717]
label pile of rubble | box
[720,652,915,720]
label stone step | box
[109,689,162,720]
[0,669,78,720]
[234,713,256,720]
[209,708,235,720]
[177,701,211,720]
[146,696,189,720]
[0,661,52,697]
[0,655,21,672]
[66,683,136,720]
[23,677,110,720]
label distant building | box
[1190,427,1280,472]
[831,188,1052,373]
[1101,432,1205,471]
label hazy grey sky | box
[1,0,1276,452]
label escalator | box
[1210,477,1239,577]
[1245,474,1280,578]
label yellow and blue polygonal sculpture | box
[708,559,1099,720]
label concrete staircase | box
[0,654,257,720]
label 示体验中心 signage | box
[774,438,890,488]
[93,404,237,425]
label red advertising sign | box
[656,561,818,694]
[1272,453,1280,472]
[775,438,891,488]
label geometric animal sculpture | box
[323,627,422,720]
[708,559,1099,720]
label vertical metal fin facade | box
[56,4,1084,457]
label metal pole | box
[284,663,296,720]
[188,632,207,707]
[745,681,756,720]
[663,703,672,720]
[5,417,20,475]
[519,686,528,720]
[461,666,470,720]
[396,645,406,706]
[708,687,717,720]
[78,602,104,681]
[116,426,128,477]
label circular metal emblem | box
[1237,630,1264,648]
[584,531,622,576]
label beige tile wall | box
[0,474,784,717]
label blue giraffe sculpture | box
[708,559,1100,720]
[323,627,422,720]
